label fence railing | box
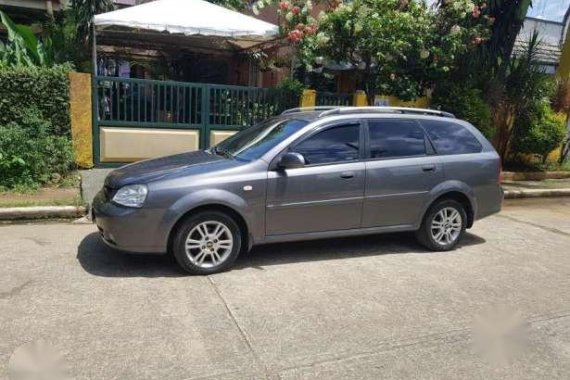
[94,76,204,127]
[207,84,299,127]
[94,76,299,129]
[316,91,352,106]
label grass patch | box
[0,174,82,208]
[0,195,83,208]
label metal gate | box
[92,76,299,165]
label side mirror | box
[278,152,305,170]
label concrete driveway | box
[1,198,570,379]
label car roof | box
[281,106,456,120]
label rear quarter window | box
[420,120,482,155]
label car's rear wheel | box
[172,211,242,275]
[416,199,466,251]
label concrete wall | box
[99,127,200,162]
[98,128,238,163]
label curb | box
[502,171,570,181]
[0,206,86,220]
[503,188,570,199]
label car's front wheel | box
[172,211,242,275]
[416,199,467,251]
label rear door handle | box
[340,171,355,179]
[422,165,436,172]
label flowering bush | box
[253,0,320,43]
[253,0,492,101]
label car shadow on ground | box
[77,231,486,278]
[235,232,486,271]
[76,233,181,278]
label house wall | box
[515,17,565,74]
[0,0,64,13]
[520,17,564,45]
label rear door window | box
[420,120,482,155]
[367,119,427,159]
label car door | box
[266,122,365,236]
[362,118,444,228]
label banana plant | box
[0,10,54,67]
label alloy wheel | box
[430,207,462,246]
[184,221,233,268]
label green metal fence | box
[93,76,299,164]
[94,77,204,127]
[316,91,352,106]
[206,84,300,128]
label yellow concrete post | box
[397,96,430,108]
[373,95,429,108]
[69,72,94,168]
[300,89,316,108]
[353,90,368,106]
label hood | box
[104,150,224,188]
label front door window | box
[291,124,360,165]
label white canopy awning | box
[94,0,279,49]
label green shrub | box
[0,64,71,136]
[0,108,74,190]
[276,77,306,97]
[432,83,493,139]
[511,104,567,163]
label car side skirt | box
[260,224,417,245]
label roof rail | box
[318,106,455,118]
[281,106,339,115]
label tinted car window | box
[292,124,360,165]
[421,120,482,155]
[215,117,308,161]
[367,120,426,158]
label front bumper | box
[92,190,168,254]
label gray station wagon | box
[92,106,503,275]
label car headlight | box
[112,184,148,208]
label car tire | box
[415,199,467,251]
[172,211,242,275]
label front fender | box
[156,189,253,250]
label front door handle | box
[340,171,355,179]
[422,165,436,172]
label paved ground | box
[1,198,570,379]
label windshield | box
[213,117,308,161]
